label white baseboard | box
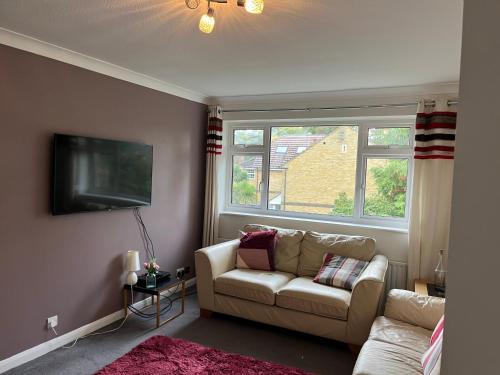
[0,277,196,374]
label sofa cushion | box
[215,269,295,306]
[352,339,423,375]
[298,231,376,277]
[243,224,304,274]
[384,289,445,331]
[369,316,432,355]
[276,277,351,320]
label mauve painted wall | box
[0,44,207,360]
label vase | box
[146,273,156,288]
[434,249,446,290]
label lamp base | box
[126,271,138,286]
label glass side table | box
[123,278,185,328]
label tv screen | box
[52,134,153,215]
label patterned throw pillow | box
[313,253,368,290]
[236,230,278,271]
[422,317,444,375]
[430,315,445,345]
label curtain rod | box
[220,100,459,114]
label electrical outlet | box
[176,267,185,279]
[47,315,58,329]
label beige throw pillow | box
[243,224,304,274]
[298,231,376,277]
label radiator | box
[385,261,408,294]
[377,261,408,314]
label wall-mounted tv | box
[52,134,153,215]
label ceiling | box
[0,0,464,98]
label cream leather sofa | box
[195,224,389,346]
[353,289,445,375]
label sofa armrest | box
[384,289,445,330]
[194,239,239,311]
[346,255,389,345]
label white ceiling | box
[0,0,463,98]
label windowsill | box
[220,211,409,234]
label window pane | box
[268,126,358,216]
[368,127,410,146]
[364,158,408,218]
[231,155,262,206]
[233,129,264,146]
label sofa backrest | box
[242,224,376,277]
[297,231,376,277]
[242,224,304,274]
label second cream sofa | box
[195,224,389,346]
[353,289,445,374]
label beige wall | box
[442,1,500,373]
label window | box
[234,129,264,146]
[226,121,413,227]
[269,126,358,217]
[231,155,262,206]
[368,127,410,147]
[363,158,408,218]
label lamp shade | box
[126,250,140,272]
[199,8,215,34]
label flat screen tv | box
[52,134,153,215]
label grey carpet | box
[6,291,355,375]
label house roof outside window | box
[241,135,326,170]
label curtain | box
[408,98,457,288]
[202,105,223,247]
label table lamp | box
[125,250,141,285]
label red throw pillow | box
[237,230,278,271]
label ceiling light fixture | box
[187,0,265,34]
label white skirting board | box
[0,277,196,374]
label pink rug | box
[96,335,315,375]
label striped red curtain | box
[408,99,457,288]
[415,111,457,160]
[206,107,223,155]
[203,106,223,247]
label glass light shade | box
[126,250,140,272]
[199,9,215,34]
[245,0,264,14]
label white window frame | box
[224,117,414,229]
